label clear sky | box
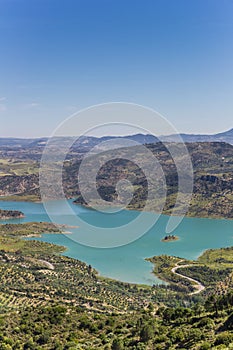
[0,0,233,137]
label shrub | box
[215,332,233,346]
[199,342,211,350]
[111,338,124,350]
[140,324,154,343]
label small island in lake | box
[0,209,25,220]
[161,234,179,242]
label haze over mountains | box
[160,128,233,145]
[0,134,158,149]
[0,128,233,149]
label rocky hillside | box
[1,141,233,218]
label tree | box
[23,338,36,350]
[140,324,154,343]
[111,338,124,350]
[0,345,12,350]
[223,311,233,330]
[199,342,211,350]
[148,303,154,314]
[193,303,205,317]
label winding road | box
[171,261,205,295]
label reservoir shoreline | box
[1,199,233,285]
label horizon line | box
[0,127,232,140]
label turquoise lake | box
[0,200,233,285]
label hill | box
[71,142,233,219]
[161,128,233,145]
[1,141,233,219]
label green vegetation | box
[0,158,39,177]
[0,194,40,202]
[178,247,233,293]
[147,255,196,293]
[148,247,233,297]
[0,222,233,348]
[0,222,63,252]
[1,283,233,348]
[0,222,184,311]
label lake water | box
[0,200,233,285]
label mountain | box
[0,134,158,149]
[1,129,233,150]
[70,134,159,151]
[161,128,233,145]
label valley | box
[1,136,233,349]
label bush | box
[197,317,215,330]
[140,324,154,343]
[215,332,233,346]
[199,342,211,350]
[223,312,233,330]
[111,338,124,350]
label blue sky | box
[0,0,233,137]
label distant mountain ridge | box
[0,128,233,148]
[0,134,158,150]
[160,128,233,145]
